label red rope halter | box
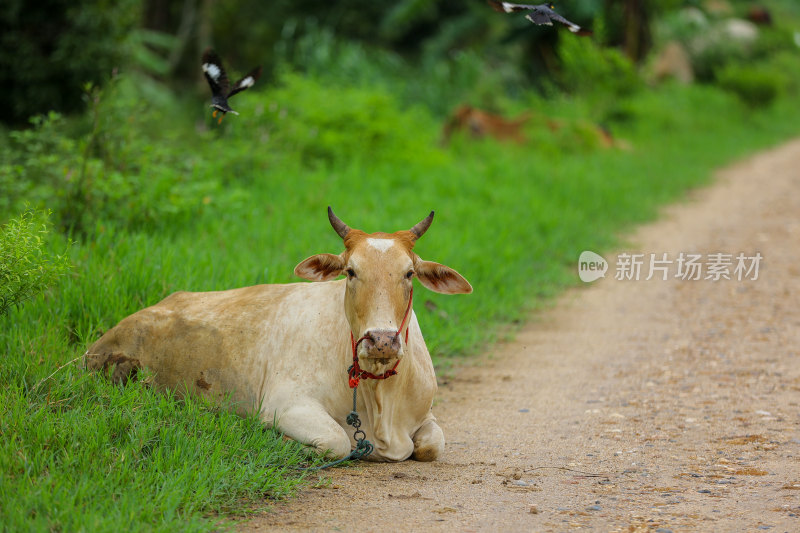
[348,287,413,388]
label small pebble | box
[518,408,530,413]
[698,489,712,494]
[586,505,602,511]
[511,480,529,487]
[656,529,673,533]
[529,505,539,514]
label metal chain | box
[307,386,373,470]
[346,385,374,459]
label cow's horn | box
[409,211,434,240]
[328,206,350,239]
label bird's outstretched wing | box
[487,0,537,13]
[544,11,582,33]
[228,66,262,99]
[202,49,230,98]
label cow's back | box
[85,281,347,415]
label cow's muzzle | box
[360,328,402,359]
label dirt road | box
[242,140,800,532]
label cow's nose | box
[361,329,402,357]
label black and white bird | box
[201,49,262,124]
[487,1,588,34]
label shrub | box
[556,31,642,99]
[0,79,220,235]
[242,72,444,168]
[0,210,71,316]
[0,112,76,219]
[715,63,787,107]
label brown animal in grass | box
[542,116,632,151]
[441,105,532,145]
[747,6,772,26]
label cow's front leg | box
[411,418,444,462]
[266,403,351,459]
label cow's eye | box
[405,270,414,280]
[346,268,356,279]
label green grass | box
[2,68,800,531]
[1,376,314,531]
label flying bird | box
[487,1,588,34]
[201,49,262,124]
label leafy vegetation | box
[0,210,71,316]
[715,62,789,107]
[2,0,800,531]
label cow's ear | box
[294,253,345,281]
[415,260,473,295]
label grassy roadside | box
[2,70,800,531]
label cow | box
[84,208,472,462]
[441,104,531,145]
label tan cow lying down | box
[85,208,472,462]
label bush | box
[715,63,787,107]
[0,79,220,235]
[0,112,78,220]
[241,72,444,167]
[0,210,71,316]
[556,32,642,99]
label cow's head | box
[294,208,472,372]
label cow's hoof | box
[412,420,444,462]
[412,442,441,462]
[316,437,352,460]
[85,351,141,385]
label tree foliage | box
[2,0,799,125]
[0,0,140,124]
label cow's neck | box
[357,358,412,452]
